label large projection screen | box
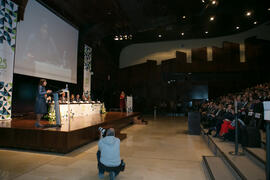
[14,0,79,83]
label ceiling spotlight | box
[158,34,162,38]
[210,16,215,21]
[181,32,184,36]
[202,0,205,3]
[253,21,257,25]
[246,11,252,16]
[268,8,270,11]
[211,0,216,5]
[114,36,119,41]
[236,26,240,30]
[205,31,208,34]
[182,16,186,19]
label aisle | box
[0,116,212,180]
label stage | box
[0,112,140,153]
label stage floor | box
[0,112,138,132]
[0,112,140,153]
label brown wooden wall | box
[118,37,270,113]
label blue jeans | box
[97,151,122,176]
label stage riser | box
[0,128,68,152]
[0,113,139,153]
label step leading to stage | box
[203,156,238,180]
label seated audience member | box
[214,104,234,137]
[253,96,264,128]
[239,96,248,120]
[219,119,235,137]
[201,102,218,128]
[97,128,125,180]
[222,118,246,141]
[207,103,225,135]
[75,94,81,102]
[70,94,75,102]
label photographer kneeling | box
[97,128,125,180]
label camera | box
[98,127,107,137]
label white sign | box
[126,96,133,113]
[263,101,270,121]
[83,45,92,98]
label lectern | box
[188,111,201,135]
[50,88,70,127]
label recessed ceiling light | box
[182,16,186,19]
[158,34,162,38]
[236,26,240,30]
[202,0,205,3]
[181,32,184,36]
[212,0,216,5]
[268,8,270,11]
[253,21,257,25]
[205,31,208,34]
[246,11,252,16]
[210,16,215,21]
[114,36,119,41]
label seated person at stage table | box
[35,79,52,127]
[59,92,67,103]
[70,94,75,102]
[97,128,125,180]
[81,94,88,102]
[75,94,81,102]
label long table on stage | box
[0,112,140,153]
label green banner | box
[0,0,18,120]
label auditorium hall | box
[0,0,270,179]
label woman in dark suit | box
[120,91,126,113]
[35,79,52,127]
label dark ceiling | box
[13,0,270,43]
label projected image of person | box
[22,21,62,66]
[35,79,52,128]
[14,0,78,83]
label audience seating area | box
[200,83,268,179]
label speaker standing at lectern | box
[34,79,52,128]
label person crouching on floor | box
[97,128,125,180]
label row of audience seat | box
[200,83,269,147]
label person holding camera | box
[97,128,125,180]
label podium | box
[188,111,201,135]
[48,89,70,128]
